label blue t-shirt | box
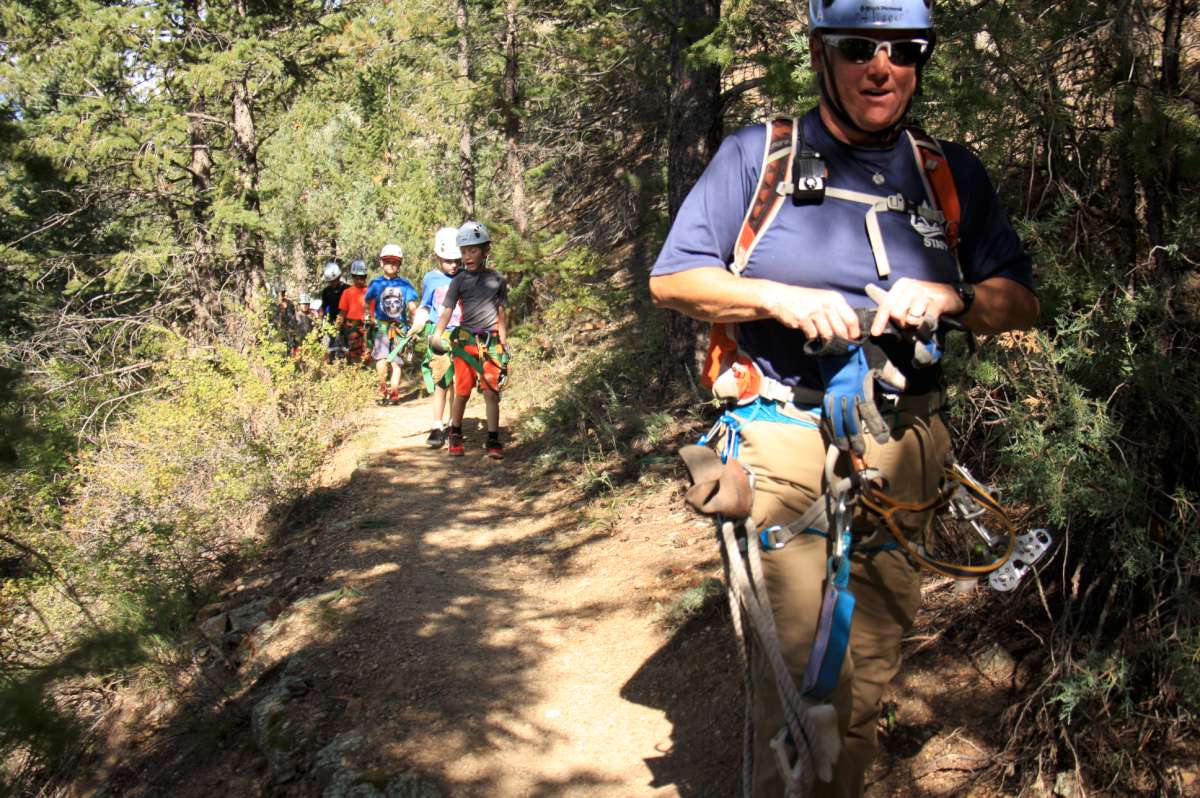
[651,109,1035,388]
[419,269,463,327]
[364,276,418,324]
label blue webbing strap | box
[697,398,820,464]
[698,397,856,702]
[801,535,855,700]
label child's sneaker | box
[425,427,446,448]
[485,434,503,460]
[447,429,465,456]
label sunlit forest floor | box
[61,379,1038,797]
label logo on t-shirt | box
[432,285,462,326]
[910,213,948,252]
[380,286,407,319]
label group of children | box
[288,221,510,459]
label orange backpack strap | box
[905,126,962,276]
[702,117,799,398]
[732,116,799,274]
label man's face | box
[461,245,486,271]
[381,257,401,277]
[438,256,460,276]
[813,30,922,141]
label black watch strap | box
[954,281,976,315]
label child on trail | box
[320,261,348,364]
[365,243,419,405]
[293,294,316,354]
[429,221,509,459]
[412,227,462,447]
[336,259,371,365]
[275,288,298,354]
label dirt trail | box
[316,397,724,796]
[96,390,1012,798]
[175,392,742,798]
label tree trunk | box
[504,0,528,236]
[231,76,265,306]
[1151,0,1186,274]
[663,0,723,387]
[1109,0,1139,268]
[456,0,476,220]
[181,0,221,333]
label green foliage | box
[1050,651,1130,725]
[662,577,724,629]
[0,317,366,786]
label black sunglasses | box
[822,35,930,67]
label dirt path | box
[92,390,1013,798]
[131,392,741,798]
[313,397,730,796]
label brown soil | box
[80,390,1018,798]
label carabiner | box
[833,493,851,561]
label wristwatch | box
[953,281,976,315]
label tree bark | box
[181,0,221,332]
[663,0,723,387]
[666,0,722,220]
[503,0,528,236]
[1109,2,1139,268]
[1151,0,1187,274]
[231,74,265,303]
[456,0,476,220]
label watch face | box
[957,282,975,309]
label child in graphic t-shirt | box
[365,243,419,405]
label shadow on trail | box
[620,607,741,797]
[94,408,631,797]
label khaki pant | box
[717,405,950,798]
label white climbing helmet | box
[309,298,322,311]
[434,227,462,260]
[379,243,404,260]
[299,292,311,305]
[323,261,341,280]
[349,259,369,276]
[456,221,490,248]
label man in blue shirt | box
[650,1,1038,795]
[365,243,418,405]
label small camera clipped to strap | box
[779,146,827,204]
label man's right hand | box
[764,285,861,343]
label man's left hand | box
[869,277,963,337]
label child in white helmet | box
[336,259,372,365]
[365,243,419,405]
[412,227,462,447]
[429,221,509,459]
[320,260,347,364]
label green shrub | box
[0,314,368,789]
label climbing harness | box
[344,319,369,364]
[449,327,508,392]
[682,115,1051,797]
[684,403,1044,797]
[383,321,418,365]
